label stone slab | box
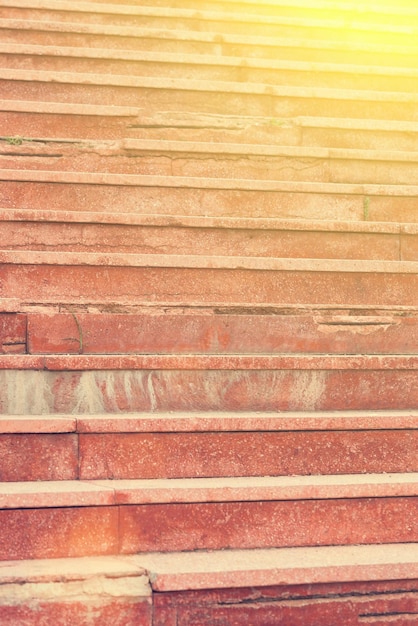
[0,433,78,481]
[0,313,26,354]
[1,368,417,413]
[78,429,418,479]
[26,312,418,355]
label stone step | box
[2,298,418,354]
[1,410,417,481]
[0,354,417,413]
[1,546,417,625]
[1,249,417,307]
[2,18,418,67]
[2,69,418,122]
[2,4,418,46]
[4,209,418,261]
[3,44,418,94]
[2,170,418,223]
[3,101,418,151]
[3,136,418,185]
[0,474,417,559]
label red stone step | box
[0,554,152,625]
[1,410,417,481]
[3,44,418,94]
[2,1,417,46]
[2,69,418,121]
[2,17,418,67]
[23,309,418,355]
[0,354,417,413]
[0,474,417,559]
[2,170,418,223]
[0,99,140,140]
[1,546,417,625]
[1,249,417,307]
[3,209,417,260]
[3,137,418,186]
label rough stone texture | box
[0,506,119,560]
[26,311,418,355]
[78,430,418,480]
[0,313,26,354]
[0,368,417,414]
[0,433,78,481]
[119,497,418,554]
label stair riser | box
[2,221,411,261]
[0,110,133,140]
[6,430,417,482]
[1,265,417,307]
[1,369,417,413]
[2,79,416,121]
[1,497,417,560]
[3,54,417,94]
[2,27,418,67]
[153,581,418,626]
[0,313,26,354]
[23,313,418,355]
[3,148,418,186]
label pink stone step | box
[3,209,417,261]
[0,313,26,354]
[3,137,418,186]
[1,546,417,625]
[2,17,418,69]
[1,410,417,481]
[24,309,418,355]
[3,3,417,47]
[0,355,417,413]
[0,554,152,625]
[0,475,417,559]
[3,44,418,94]
[2,69,417,121]
[2,171,418,222]
[1,250,418,307]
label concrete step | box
[0,354,417,413]
[2,170,418,223]
[2,69,418,121]
[1,410,417,481]
[0,474,417,559]
[1,546,417,625]
[2,18,418,67]
[2,3,418,47]
[3,136,418,185]
[1,249,418,307]
[3,44,418,94]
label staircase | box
[1,0,418,623]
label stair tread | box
[2,409,417,433]
[4,67,418,102]
[1,543,418,591]
[2,249,418,273]
[1,354,417,371]
[3,18,418,54]
[4,169,418,197]
[1,473,418,509]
